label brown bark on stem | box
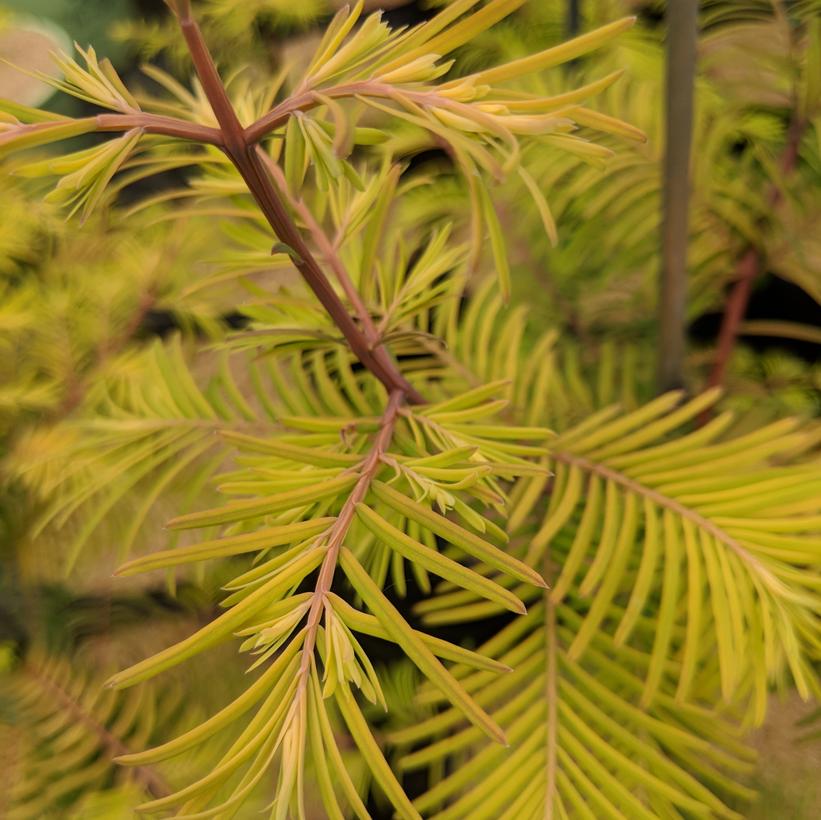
[253,147,383,347]
[176,12,423,403]
[296,388,404,689]
[254,147,414,394]
[95,112,223,145]
[705,247,759,391]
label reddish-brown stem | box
[245,85,371,144]
[254,147,382,347]
[705,113,806,394]
[245,144,423,399]
[95,112,223,145]
[175,13,423,403]
[0,113,222,153]
[244,81,436,145]
[297,388,404,686]
[705,247,759,392]
[178,17,245,154]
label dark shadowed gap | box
[690,275,821,363]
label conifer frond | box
[432,285,821,713]
[0,647,174,817]
[22,128,144,220]
[398,598,758,819]
[390,285,820,816]
[5,43,139,114]
[6,337,254,574]
[2,2,818,816]
[105,373,548,817]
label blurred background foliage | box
[0,0,818,817]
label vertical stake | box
[658,0,698,392]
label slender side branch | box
[95,113,223,145]
[175,11,423,402]
[245,87,364,144]
[298,388,404,688]
[244,82,433,145]
[705,247,758,391]
[706,113,806,391]
[178,16,246,154]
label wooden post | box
[567,0,581,38]
[658,0,698,392]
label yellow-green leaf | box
[340,547,506,745]
[166,474,357,529]
[372,481,547,588]
[356,503,526,614]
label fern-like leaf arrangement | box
[0,1,818,818]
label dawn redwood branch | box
[237,147,425,399]
[177,14,246,155]
[296,388,404,689]
[705,248,759,391]
[251,148,421,400]
[254,148,417,386]
[174,9,423,402]
[245,86,361,144]
[246,91,332,144]
[0,114,222,153]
